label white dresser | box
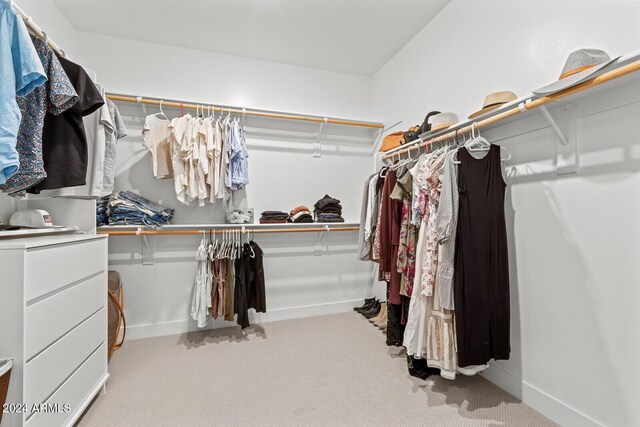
[0,234,109,427]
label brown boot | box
[369,302,386,323]
[372,303,387,325]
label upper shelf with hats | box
[380,48,640,161]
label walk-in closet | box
[0,1,639,426]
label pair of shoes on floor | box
[353,297,376,312]
[362,300,381,319]
[354,298,382,319]
[369,303,387,330]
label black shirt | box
[28,55,104,192]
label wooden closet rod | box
[10,0,65,57]
[106,94,384,129]
[382,58,640,161]
[98,226,360,236]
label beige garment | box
[184,117,208,205]
[168,114,191,204]
[426,250,489,380]
[142,114,173,178]
[224,258,235,321]
[211,259,226,319]
[211,118,223,202]
[426,253,457,379]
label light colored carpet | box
[78,312,556,427]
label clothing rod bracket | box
[371,128,384,155]
[538,105,569,146]
[537,105,578,175]
[313,118,328,158]
[140,228,155,265]
[314,225,329,256]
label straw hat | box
[379,132,404,152]
[468,91,517,119]
[534,49,618,95]
[422,112,458,136]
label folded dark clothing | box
[315,206,342,214]
[292,214,314,223]
[259,218,288,224]
[295,217,314,223]
[316,217,345,223]
[314,194,341,211]
[261,214,289,220]
[317,212,342,219]
[289,211,312,222]
[262,210,288,216]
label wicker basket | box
[0,359,12,425]
[107,271,126,360]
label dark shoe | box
[355,298,378,313]
[407,355,440,380]
[363,301,381,319]
[360,300,379,317]
[353,297,376,312]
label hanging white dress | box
[191,236,212,328]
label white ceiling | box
[52,0,450,76]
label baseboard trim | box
[481,363,602,427]
[125,299,364,341]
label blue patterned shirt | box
[1,36,78,195]
[0,0,46,184]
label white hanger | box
[154,100,169,121]
[216,229,225,260]
[451,123,512,164]
[465,123,491,152]
[247,230,256,258]
[392,146,414,170]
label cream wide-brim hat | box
[468,91,517,119]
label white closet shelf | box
[383,49,640,161]
[0,226,79,239]
[97,223,361,236]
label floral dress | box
[418,151,447,296]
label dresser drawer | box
[24,238,106,302]
[24,308,105,407]
[26,342,107,427]
[25,273,106,360]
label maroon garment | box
[379,169,402,305]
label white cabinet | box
[0,235,109,427]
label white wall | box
[73,31,372,122]
[68,32,377,339]
[371,1,640,426]
[13,0,78,57]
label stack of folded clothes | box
[260,211,288,224]
[108,191,174,226]
[288,205,313,223]
[314,194,345,223]
[96,196,110,226]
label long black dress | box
[454,145,510,367]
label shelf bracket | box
[314,225,329,256]
[537,105,578,175]
[371,127,383,154]
[313,118,327,158]
[138,228,155,265]
[136,97,147,121]
[539,105,568,146]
